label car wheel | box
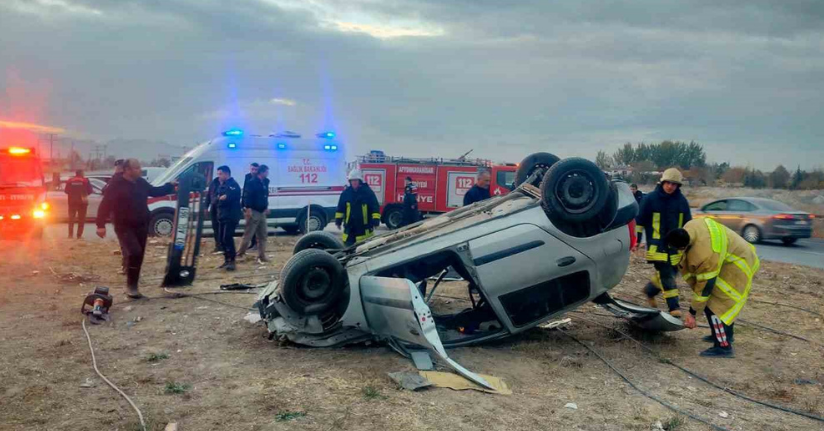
[514,152,560,187]
[742,225,761,244]
[150,212,175,237]
[384,206,404,230]
[781,237,797,246]
[280,249,347,315]
[298,210,326,234]
[282,225,300,235]
[294,231,345,254]
[540,157,609,223]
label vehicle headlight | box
[33,209,46,219]
[40,202,50,210]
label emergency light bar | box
[317,131,336,139]
[277,143,287,150]
[323,144,338,151]
[272,131,301,138]
[222,128,244,137]
[227,142,238,149]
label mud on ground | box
[1,235,822,431]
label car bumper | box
[766,223,813,239]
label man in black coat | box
[96,159,176,298]
[237,165,271,263]
[204,175,223,254]
[631,183,644,247]
[215,165,242,271]
[401,176,420,227]
[64,169,94,239]
[463,170,491,206]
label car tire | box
[293,231,345,254]
[282,225,300,235]
[540,157,609,223]
[742,225,761,244]
[383,206,404,230]
[514,152,561,188]
[280,249,347,315]
[781,237,797,246]
[149,212,175,237]
[297,210,326,234]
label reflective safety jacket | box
[636,184,692,265]
[335,184,381,243]
[680,218,760,325]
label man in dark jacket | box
[64,169,94,239]
[463,170,491,206]
[102,159,126,273]
[215,165,242,270]
[204,175,223,254]
[96,159,176,298]
[237,164,270,263]
[242,163,259,249]
[335,169,381,246]
[635,168,692,316]
[401,176,420,227]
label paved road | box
[753,238,824,269]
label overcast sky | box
[1,0,823,170]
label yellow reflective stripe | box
[362,204,368,225]
[726,253,752,278]
[662,289,680,299]
[635,225,644,233]
[696,270,719,281]
[715,277,742,302]
[372,213,381,219]
[692,293,710,303]
[650,272,663,290]
[341,232,348,241]
[683,272,695,280]
[679,213,684,228]
[652,213,661,239]
[670,252,683,265]
[720,252,759,324]
[334,212,344,219]
[345,203,351,224]
[355,231,374,242]
[646,245,668,261]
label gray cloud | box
[1,0,822,169]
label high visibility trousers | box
[644,262,681,311]
[706,307,734,349]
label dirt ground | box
[1,233,823,431]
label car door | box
[359,276,496,391]
[725,199,755,232]
[85,179,106,220]
[47,181,69,222]
[699,200,734,228]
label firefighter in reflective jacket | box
[335,169,381,246]
[635,168,692,317]
[665,218,760,358]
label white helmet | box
[347,169,363,182]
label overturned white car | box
[256,153,683,389]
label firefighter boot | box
[700,346,735,358]
[643,282,659,308]
[666,297,682,318]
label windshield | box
[152,156,192,186]
[0,155,44,187]
[756,200,793,212]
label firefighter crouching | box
[636,168,692,317]
[665,218,760,358]
[335,169,380,246]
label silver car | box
[45,177,108,222]
[695,197,814,245]
[257,154,682,388]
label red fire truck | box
[0,147,49,239]
[355,151,518,229]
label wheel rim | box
[155,218,173,236]
[298,267,333,302]
[388,211,402,227]
[554,170,598,214]
[744,227,759,243]
[306,215,322,232]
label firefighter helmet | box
[660,168,684,185]
[347,169,363,182]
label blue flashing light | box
[317,131,336,139]
[277,143,287,150]
[331,145,338,151]
[227,142,237,149]
[324,145,331,150]
[222,128,243,137]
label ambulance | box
[147,129,345,237]
[355,151,518,229]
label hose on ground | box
[82,319,146,431]
[575,312,824,423]
[558,327,730,431]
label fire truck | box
[0,147,49,239]
[355,151,518,229]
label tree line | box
[595,141,823,190]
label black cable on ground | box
[574,312,824,424]
[113,290,259,310]
[558,328,730,431]
[749,299,822,317]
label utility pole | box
[49,133,55,161]
[70,140,75,170]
